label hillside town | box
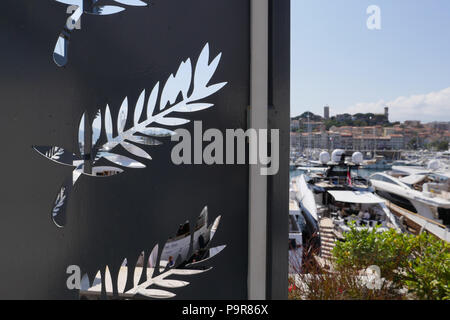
[290,106,450,152]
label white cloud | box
[344,87,450,122]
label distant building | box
[405,120,421,128]
[390,134,405,149]
[301,121,323,132]
[324,106,330,120]
[444,132,450,143]
[290,119,300,131]
[290,132,301,149]
[339,132,354,150]
[291,108,450,152]
[384,127,394,136]
[426,122,450,131]
[362,126,383,136]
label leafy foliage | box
[292,111,323,122]
[332,224,450,300]
[426,140,449,151]
[402,233,450,300]
[288,235,405,300]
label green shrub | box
[332,224,450,300]
[402,233,450,300]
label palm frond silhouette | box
[79,207,226,299]
[34,43,227,227]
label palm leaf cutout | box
[34,43,227,227]
[53,0,148,67]
[46,147,65,160]
[52,187,67,218]
[79,207,226,299]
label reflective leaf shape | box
[137,288,175,299]
[46,147,64,160]
[170,268,212,276]
[33,146,79,167]
[153,279,189,289]
[52,5,82,67]
[92,110,102,146]
[194,43,214,89]
[193,83,227,102]
[104,267,114,294]
[117,97,128,134]
[52,187,66,218]
[127,135,162,146]
[52,186,67,228]
[121,141,152,160]
[178,103,214,112]
[80,273,90,291]
[51,178,73,228]
[100,152,146,168]
[138,127,177,137]
[147,82,159,118]
[89,5,125,15]
[149,244,159,270]
[105,105,114,141]
[91,270,102,290]
[78,112,85,155]
[112,0,148,6]
[118,259,128,294]
[155,117,190,126]
[160,59,192,110]
[134,251,145,287]
[53,35,69,67]
[134,90,146,126]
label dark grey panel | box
[0,0,249,299]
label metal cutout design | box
[33,43,227,227]
[79,207,226,299]
[53,0,148,67]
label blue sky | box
[291,0,450,122]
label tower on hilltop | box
[324,105,330,120]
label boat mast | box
[307,113,311,165]
[374,127,377,158]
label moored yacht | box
[369,165,450,227]
[361,155,392,170]
[295,149,402,258]
[160,207,212,264]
